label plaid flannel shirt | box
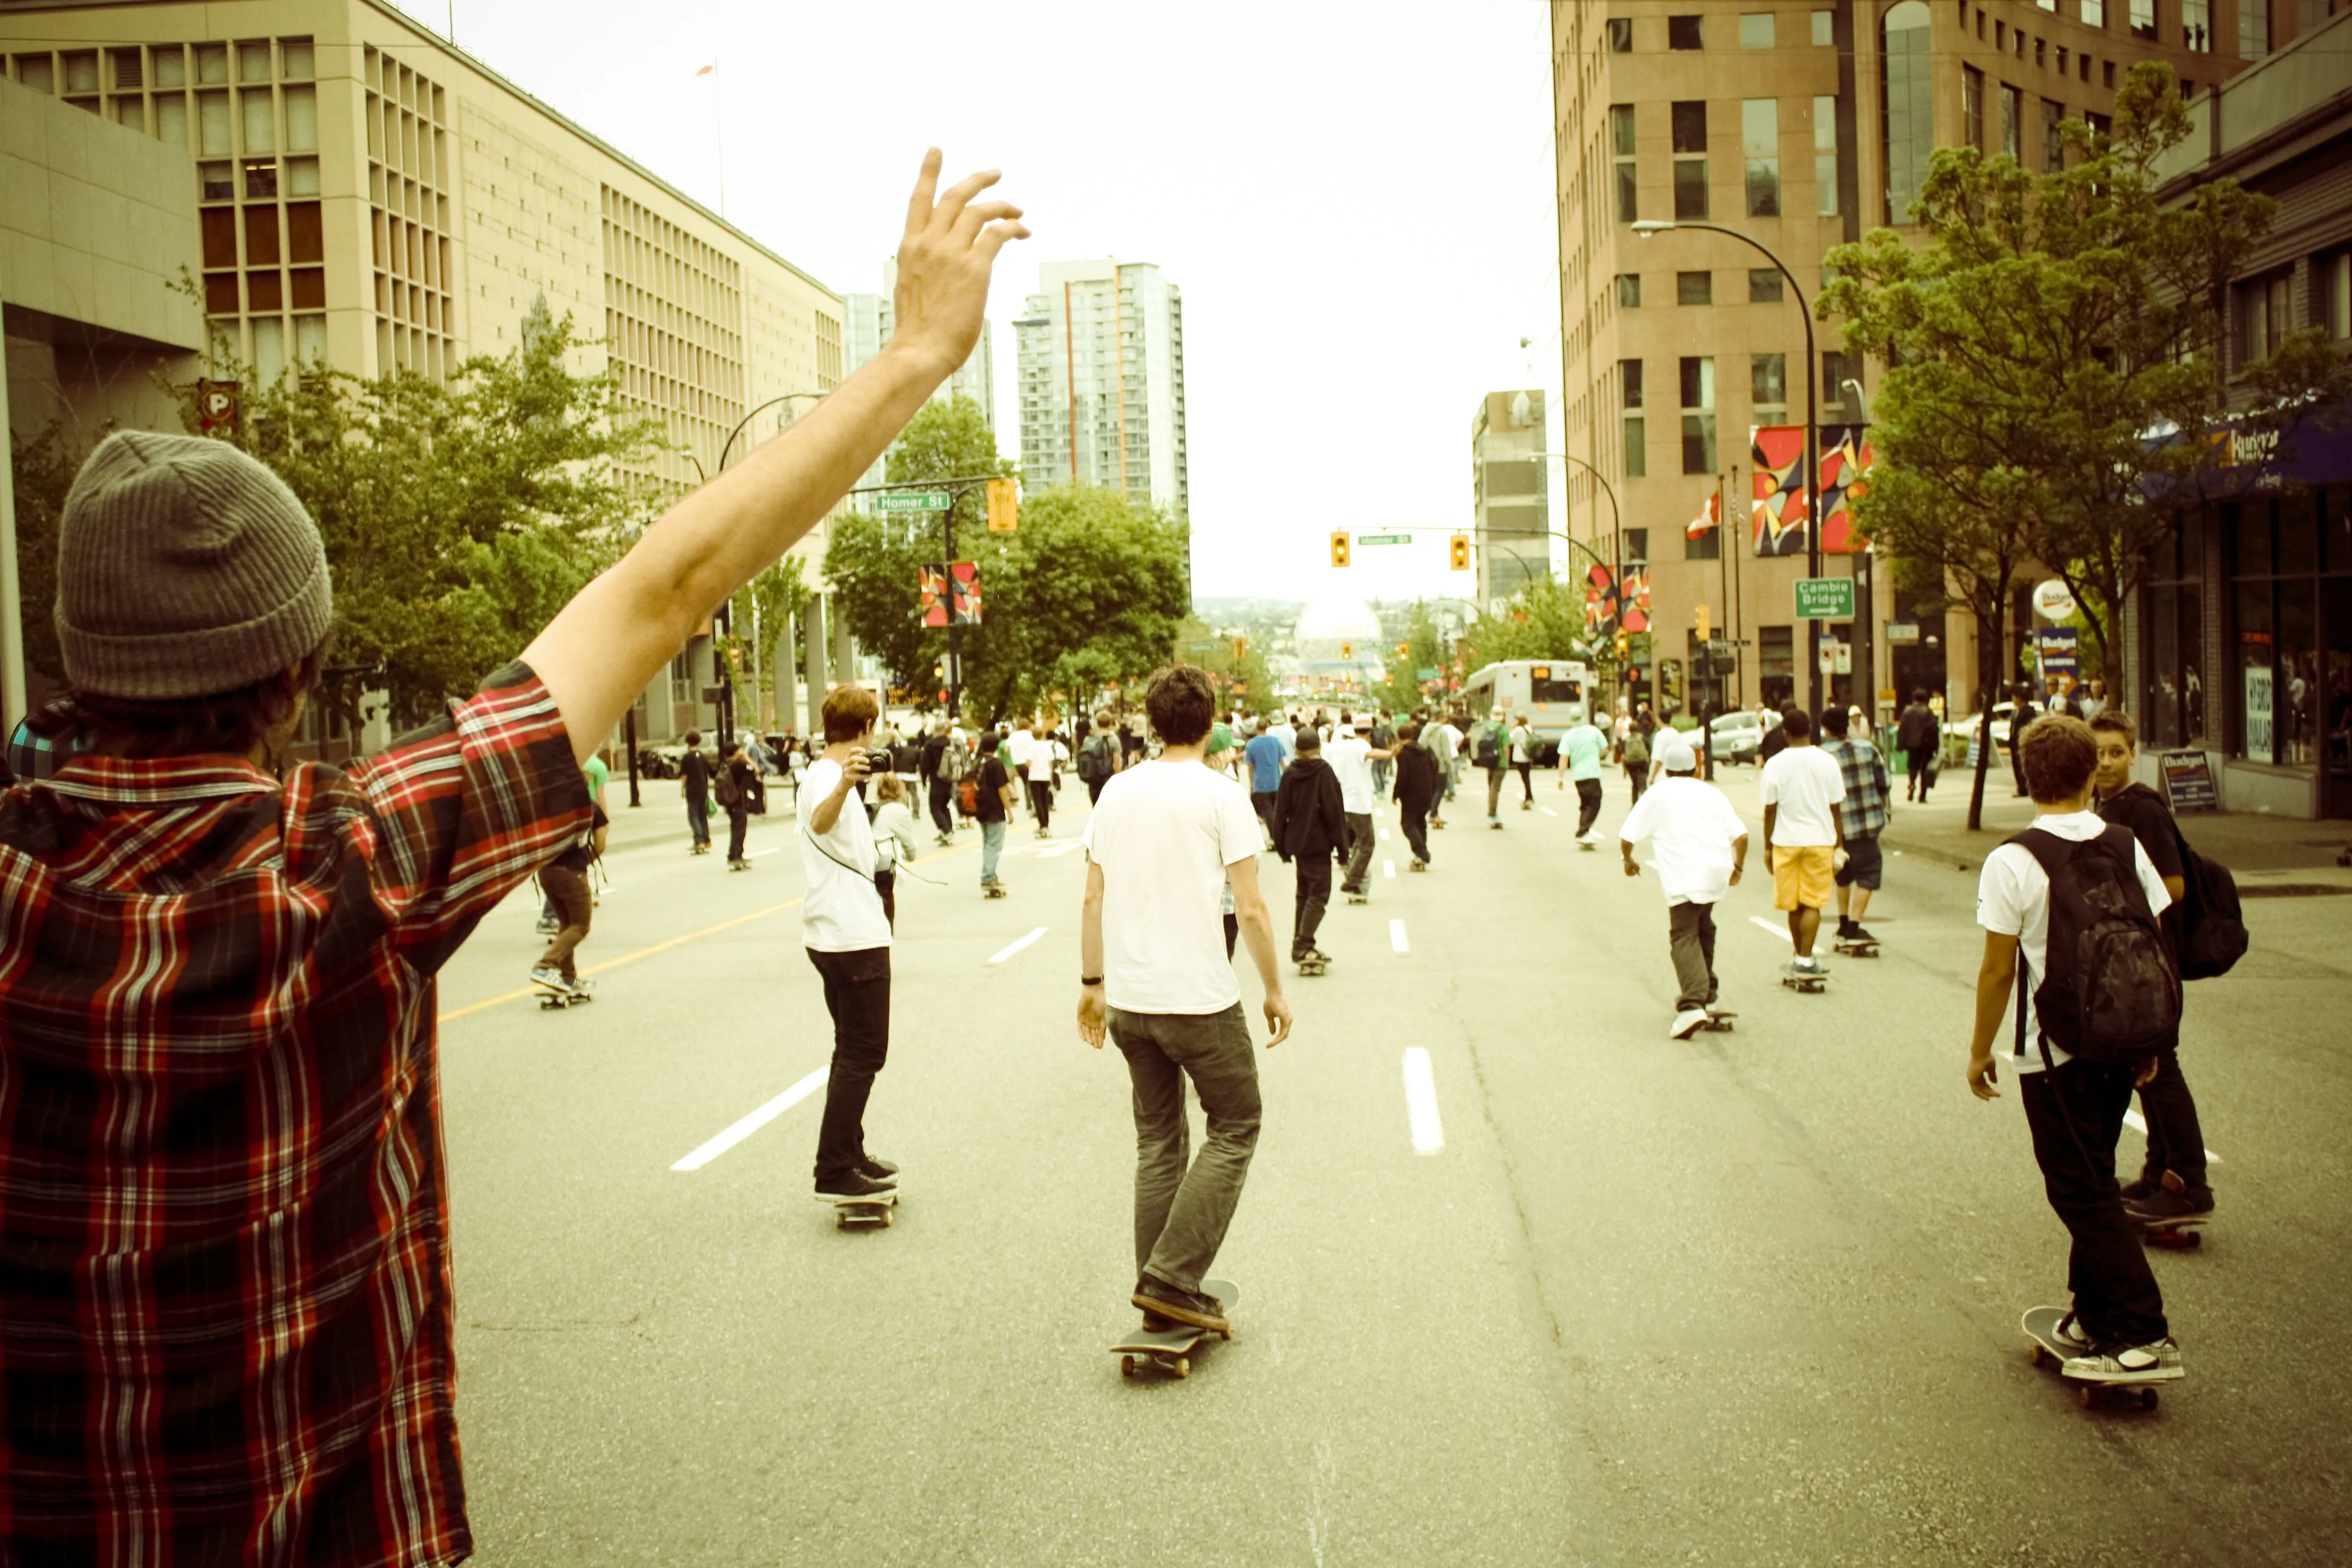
[1826,735,1891,839]
[0,662,587,1567]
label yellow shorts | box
[1772,844,1837,911]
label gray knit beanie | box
[54,431,333,699]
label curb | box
[1879,832,1984,874]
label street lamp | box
[1633,219,1822,714]
[719,390,831,474]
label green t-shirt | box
[584,753,610,800]
[1561,724,1609,782]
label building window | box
[1813,9,1835,45]
[2182,0,2212,50]
[1743,98,1780,216]
[1760,625,1796,707]
[1611,103,1639,222]
[2001,83,2022,159]
[1622,360,1647,479]
[1671,100,1709,220]
[2130,0,2157,40]
[1881,1,1933,223]
[1964,66,1985,149]
[1823,350,1856,416]
[1669,14,1705,49]
[1608,16,1633,51]
[1681,356,1717,475]
[2321,252,2351,339]
[1814,94,1840,216]
[2238,0,2269,56]
[1740,11,1775,47]
[2238,272,2292,367]
[1750,268,1785,302]
[1677,270,1713,305]
[2042,98,2065,171]
[1617,272,1643,307]
[2142,512,2206,746]
[2080,1,2105,25]
[1752,352,1788,416]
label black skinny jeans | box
[726,803,750,861]
[928,776,955,835]
[1904,745,1935,798]
[1292,851,1332,958]
[807,946,891,1184]
[1399,799,1432,864]
[2135,1047,2210,1190]
[2020,1058,2169,1347]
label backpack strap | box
[2004,828,2071,1071]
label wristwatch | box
[1080,976,1103,987]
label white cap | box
[1657,736,1699,773]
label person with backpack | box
[680,729,715,855]
[1391,720,1440,871]
[1506,714,1536,810]
[1079,710,1125,805]
[1620,710,1655,806]
[920,718,953,844]
[1967,713,2183,1388]
[1472,707,1512,828]
[1896,688,1940,803]
[2091,710,2237,1229]
[1271,726,1347,969]
[720,737,757,869]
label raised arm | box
[524,152,1027,759]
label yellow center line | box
[439,840,973,1024]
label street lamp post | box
[1634,220,1821,715]
[1533,449,1630,713]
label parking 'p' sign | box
[198,380,240,436]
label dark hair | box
[1143,664,1216,746]
[2019,713,2099,801]
[1911,688,1930,705]
[1818,705,1849,737]
[685,730,703,747]
[36,644,328,761]
[2088,708,2138,745]
[1399,722,1422,743]
[821,684,880,742]
[1780,706,1812,740]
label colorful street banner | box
[1751,424,1875,557]
[949,560,982,625]
[918,562,950,627]
[1582,563,1616,632]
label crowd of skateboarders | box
[0,149,2249,1553]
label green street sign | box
[875,491,952,512]
[1794,577,1856,619]
[1357,532,1411,546]
[1416,667,1442,681]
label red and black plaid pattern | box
[0,662,586,1566]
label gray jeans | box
[1110,1003,1262,1293]
[1341,811,1375,893]
[1668,900,1720,1011]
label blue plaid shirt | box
[1824,736,1890,839]
[4,709,80,783]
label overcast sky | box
[421,0,1563,603]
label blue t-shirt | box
[1562,724,1609,782]
[1244,734,1285,793]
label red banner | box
[949,560,981,625]
[1751,425,1873,555]
[918,563,949,627]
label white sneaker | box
[1670,1008,1710,1039]
[1791,955,1826,975]
[2063,1337,2184,1383]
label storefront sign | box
[2036,627,2080,693]
[2033,579,2077,621]
[1885,620,1920,644]
[2159,751,2220,814]
[2244,664,2274,760]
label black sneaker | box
[2125,1184,2215,1224]
[857,1154,900,1180]
[2119,1172,2160,1203]
[1845,923,1877,942]
[814,1169,898,1201]
[1132,1274,1230,1333]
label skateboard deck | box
[982,883,1007,898]
[1832,938,1880,958]
[2021,1306,2164,1410]
[820,1188,900,1230]
[2137,1212,2209,1250]
[1697,1009,1736,1033]
[1111,1278,1239,1380]
[1780,963,1828,993]
[1296,959,1327,977]
[1577,838,1597,852]
[534,976,590,1010]
[1346,893,1370,904]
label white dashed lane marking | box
[988,926,1049,964]
[1390,919,1410,953]
[1749,916,1794,943]
[1402,1048,1445,1154]
[1383,860,1396,879]
[671,1067,828,1172]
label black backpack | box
[2010,826,2182,1065]
[1077,733,1116,784]
[2169,824,2249,981]
[1474,729,1500,767]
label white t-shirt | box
[1428,723,1460,766]
[1025,736,1056,782]
[1508,724,1533,764]
[1007,730,1036,772]
[1325,733,1375,812]
[1758,745,1846,847]
[1976,811,2172,1074]
[1618,776,1748,906]
[1081,759,1262,1014]
[1269,722,1296,762]
[799,759,892,952]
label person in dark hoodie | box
[1271,725,1347,969]
[1391,720,1440,871]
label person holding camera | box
[800,684,902,1202]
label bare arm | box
[1968,932,2020,1100]
[1226,857,1293,1047]
[1077,860,1109,1047]
[809,753,871,835]
[1762,802,1778,851]
[523,153,1025,760]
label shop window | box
[1760,626,1796,707]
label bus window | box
[1532,673,1583,704]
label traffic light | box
[985,476,1019,533]
[1232,636,1248,661]
[1450,533,1471,571]
[1396,641,1411,660]
[1615,627,1631,658]
[1696,604,1711,641]
[1341,643,1353,661]
[1330,531,1352,568]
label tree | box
[1455,577,1597,669]
[160,313,661,728]
[1373,600,1450,715]
[1821,62,2352,705]
[1172,617,1275,713]
[8,417,102,685]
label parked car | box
[1942,702,2018,747]
[1706,709,1765,765]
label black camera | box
[864,748,895,776]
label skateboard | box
[2137,1213,2209,1250]
[1832,937,1880,959]
[1111,1278,1239,1380]
[1696,1008,1736,1033]
[821,1187,898,1230]
[2021,1306,2164,1411]
[1296,957,1327,977]
[534,975,592,1010]
[1408,860,1428,872]
[1578,838,1597,852]
[1779,962,1828,993]
[982,883,1007,899]
[1346,893,1370,904]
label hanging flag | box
[1686,491,1721,541]
[1582,562,1618,633]
[1750,425,1811,558]
[1622,567,1651,634]
[1817,424,1875,554]
[694,62,715,76]
[918,563,949,628]
[949,560,982,625]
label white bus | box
[1458,660,1592,758]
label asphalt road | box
[431,765,2352,1566]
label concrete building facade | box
[1471,390,1550,606]
[1013,258,1189,570]
[1547,0,2292,720]
[1,0,849,742]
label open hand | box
[1077,987,1107,1049]
[1262,993,1293,1048]
[892,151,1029,377]
[1968,1050,2001,1100]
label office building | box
[2,0,847,742]
[1472,390,1551,605]
[1013,258,1189,547]
[1549,0,2287,718]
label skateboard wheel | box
[879,1211,892,1227]
[2140,1388,2158,1411]
[1174,1357,1191,1379]
[2028,1345,2047,1368]
[1120,1356,1137,1378]
[2078,1384,2096,1409]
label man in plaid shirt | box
[1820,705,1892,947]
[0,152,1024,1566]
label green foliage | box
[1456,577,1597,670]
[159,313,661,727]
[7,417,104,684]
[1172,617,1275,710]
[1821,62,2352,691]
[1373,600,1451,714]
